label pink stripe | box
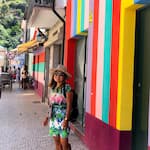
[84,0,89,30]
[95,0,105,119]
[35,81,43,98]
[34,72,44,84]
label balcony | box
[25,0,65,29]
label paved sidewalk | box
[0,84,88,150]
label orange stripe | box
[91,0,99,116]
[34,52,45,64]
[109,0,121,128]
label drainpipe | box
[52,0,65,64]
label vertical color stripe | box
[91,0,99,116]
[73,0,77,36]
[109,0,121,128]
[84,0,89,30]
[116,1,142,130]
[81,0,85,32]
[64,0,76,88]
[64,0,72,63]
[71,0,75,37]
[86,0,94,113]
[95,0,106,119]
[102,0,112,123]
[77,0,82,34]
[117,8,136,130]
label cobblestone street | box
[0,84,88,150]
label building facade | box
[64,0,150,150]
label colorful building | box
[64,0,150,150]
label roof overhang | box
[27,6,65,28]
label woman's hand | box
[62,120,68,129]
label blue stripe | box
[81,0,85,32]
[73,0,77,36]
[102,0,112,123]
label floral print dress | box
[49,84,71,138]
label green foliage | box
[0,4,9,17]
[0,1,26,50]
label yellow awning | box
[17,40,38,54]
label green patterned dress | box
[49,84,71,138]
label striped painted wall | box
[65,0,150,149]
[91,0,143,130]
[71,0,89,37]
[70,0,145,130]
[66,0,148,130]
[33,50,45,98]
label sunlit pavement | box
[0,83,88,150]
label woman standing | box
[43,64,72,150]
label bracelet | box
[64,117,68,121]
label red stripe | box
[64,0,72,65]
[34,52,45,64]
[109,0,121,128]
[91,0,99,116]
[39,52,45,63]
[32,29,38,40]
[64,0,76,88]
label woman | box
[43,64,72,150]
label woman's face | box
[53,71,66,83]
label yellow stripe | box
[77,0,81,34]
[116,1,143,130]
[78,32,88,36]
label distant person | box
[21,65,28,89]
[7,66,12,74]
[5,66,8,72]
[16,67,21,87]
[12,66,17,80]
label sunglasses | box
[54,71,65,77]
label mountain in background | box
[0,0,27,51]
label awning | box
[17,40,39,54]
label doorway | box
[74,36,87,128]
[132,6,150,150]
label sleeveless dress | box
[49,84,71,138]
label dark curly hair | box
[49,73,67,90]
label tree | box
[0,4,9,17]
[0,1,27,50]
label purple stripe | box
[85,0,94,113]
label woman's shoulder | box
[65,83,71,92]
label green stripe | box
[81,0,85,32]
[102,0,112,124]
[33,62,45,72]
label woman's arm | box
[62,91,73,129]
[65,91,73,120]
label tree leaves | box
[0,1,26,50]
